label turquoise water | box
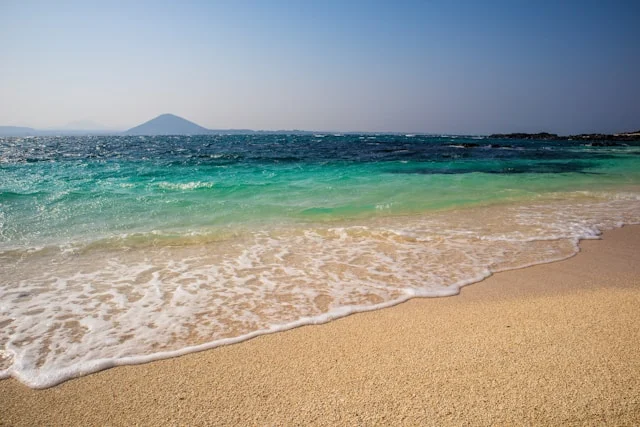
[2,135,639,246]
[1,134,640,387]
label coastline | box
[2,226,639,425]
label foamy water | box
[1,190,639,388]
[2,134,640,387]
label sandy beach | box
[1,225,639,426]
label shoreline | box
[2,226,640,425]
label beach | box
[2,225,639,425]
[2,0,640,424]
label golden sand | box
[1,226,639,426]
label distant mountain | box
[124,114,212,135]
[0,126,37,136]
[0,124,116,136]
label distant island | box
[122,113,321,135]
[0,126,37,137]
[1,114,639,139]
[489,131,640,143]
[124,113,213,135]
[0,126,115,137]
[0,114,305,137]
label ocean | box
[1,133,640,388]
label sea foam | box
[1,191,639,388]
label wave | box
[1,190,639,388]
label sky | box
[0,0,639,134]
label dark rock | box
[489,132,559,140]
[489,131,640,142]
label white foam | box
[1,191,640,388]
[156,181,214,191]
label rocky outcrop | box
[489,131,640,142]
[489,132,559,140]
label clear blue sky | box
[1,0,638,134]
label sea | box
[1,133,640,388]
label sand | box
[1,226,640,426]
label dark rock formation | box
[489,131,640,142]
[489,132,559,140]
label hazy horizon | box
[1,1,639,134]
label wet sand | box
[1,226,639,426]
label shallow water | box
[1,134,639,387]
